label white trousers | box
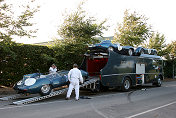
[66,80,80,100]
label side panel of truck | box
[100,51,136,87]
[100,51,163,87]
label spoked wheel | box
[140,49,145,55]
[121,77,131,92]
[108,47,114,51]
[128,49,134,56]
[153,51,157,55]
[40,84,52,96]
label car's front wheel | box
[40,84,52,96]
[128,49,134,56]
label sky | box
[6,0,176,44]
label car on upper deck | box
[88,40,134,56]
[88,40,157,56]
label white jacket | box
[49,67,57,74]
[68,68,83,84]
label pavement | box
[0,78,175,95]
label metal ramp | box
[0,94,23,101]
[7,78,98,105]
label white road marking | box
[126,101,176,118]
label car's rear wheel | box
[108,47,114,51]
[153,51,157,55]
[148,49,151,54]
[140,49,145,55]
[40,84,52,96]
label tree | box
[0,0,38,42]
[54,1,107,69]
[0,0,38,58]
[0,0,39,86]
[58,1,107,45]
[113,10,151,47]
[147,32,166,56]
[167,41,176,59]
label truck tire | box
[121,77,131,92]
[91,82,101,93]
[154,77,162,87]
[156,78,162,87]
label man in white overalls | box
[66,64,83,101]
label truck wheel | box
[121,78,131,92]
[152,77,162,87]
[91,83,101,93]
[155,77,162,87]
[40,84,52,96]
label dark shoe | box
[75,99,79,101]
[65,97,70,100]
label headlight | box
[24,78,36,86]
[17,80,23,85]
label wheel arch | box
[158,74,164,80]
[121,75,133,86]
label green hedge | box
[163,60,176,78]
[53,43,88,70]
[0,44,56,86]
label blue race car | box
[89,40,157,56]
[89,40,134,56]
[135,47,157,56]
[13,70,88,96]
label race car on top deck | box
[88,40,157,56]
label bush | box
[163,60,176,78]
[0,44,56,86]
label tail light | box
[99,74,101,80]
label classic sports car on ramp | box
[13,70,88,96]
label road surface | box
[0,81,176,118]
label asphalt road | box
[1,81,176,118]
